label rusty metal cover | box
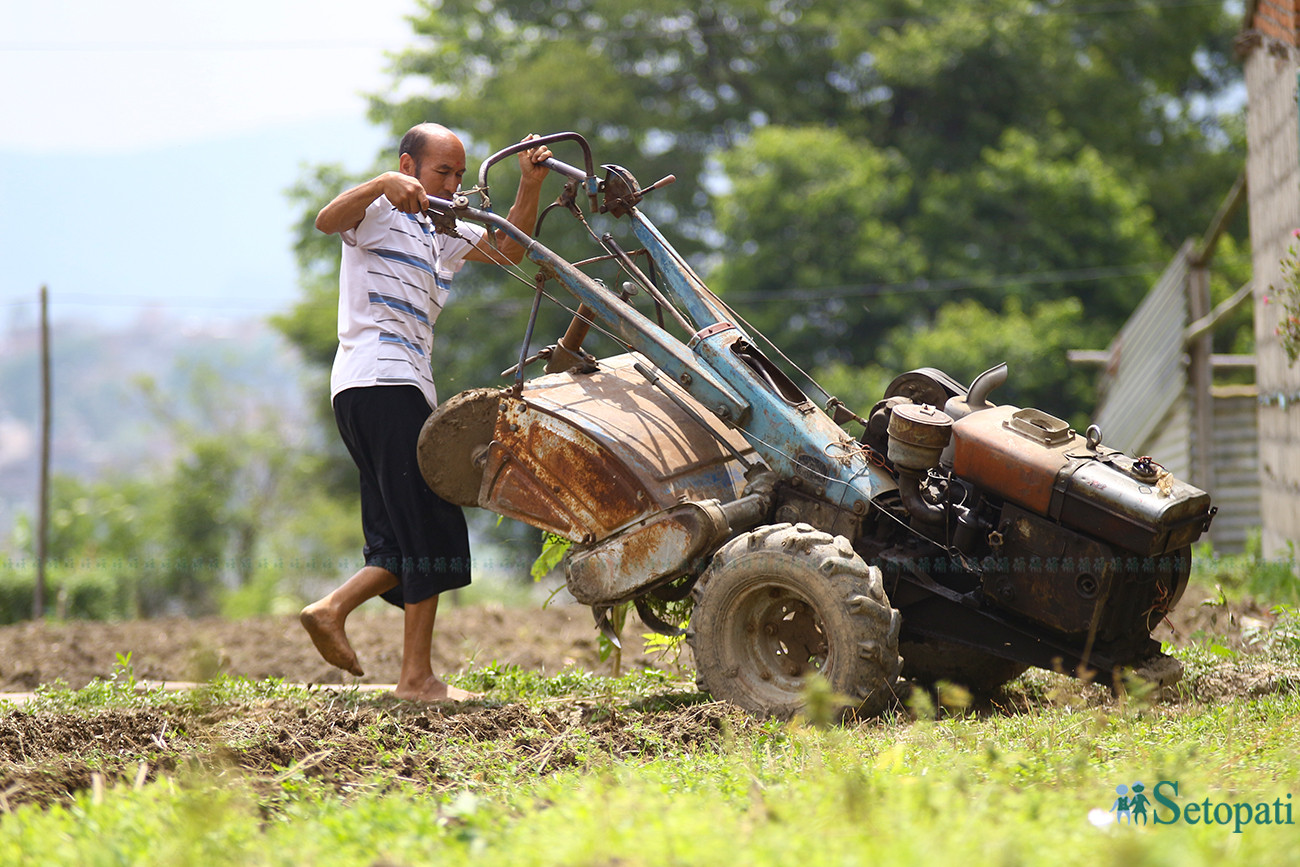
[418,388,503,507]
[952,404,1213,555]
[951,405,1073,515]
[1052,459,1213,556]
[478,354,757,542]
[564,500,727,605]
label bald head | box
[398,123,468,199]
[400,123,463,167]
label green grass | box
[3,549,1298,866]
[1189,534,1298,605]
[3,646,1298,866]
[2,687,1296,866]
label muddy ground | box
[0,587,1296,813]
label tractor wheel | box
[689,523,902,719]
[899,640,1029,696]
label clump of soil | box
[1153,583,1282,653]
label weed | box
[453,661,692,706]
[1191,535,1299,604]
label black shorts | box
[333,385,471,606]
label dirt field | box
[0,600,733,812]
[0,583,1272,694]
[0,601,684,694]
[0,589,1295,813]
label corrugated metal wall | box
[1087,242,1261,555]
[1094,242,1193,453]
[1207,389,1262,553]
[1143,399,1190,481]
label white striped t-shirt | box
[329,195,486,409]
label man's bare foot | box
[393,675,479,702]
[299,603,364,677]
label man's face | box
[411,135,467,200]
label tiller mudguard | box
[418,353,763,606]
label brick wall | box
[1243,8,1300,558]
[1254,0,1300,45]
[1254,0,1300,44]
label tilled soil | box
[0,602,685,694]
[0,601,717,811]
[0,590,1296,813]
[0,693,752,812]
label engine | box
[852,366,1215,676]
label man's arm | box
[315,172,430,236]
[464,137,553,265]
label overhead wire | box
[0,0,1231,55]
[5,259,1171,346]
[6,255,1169,319]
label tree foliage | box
[813,296,1093,427]
[1,360,365,622]
[278,0,1245,437]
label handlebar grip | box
[540,157,590,182]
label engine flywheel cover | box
[417,387,503,507]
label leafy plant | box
[1190,534,1298,605]
[1268,229,1300,365]
[530,533,570,582]
[528,532,692,669]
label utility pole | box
[35,285,52,619]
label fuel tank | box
[419,353,758,543]
[949,404,1213,556]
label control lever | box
[641,174,676,195]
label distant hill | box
[0,313,313,536]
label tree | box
[362,1,1228,337]
[813,296,1093,427]
[709,125,923,366]
[710,122,1168,367]
[277,0,1246,491]
[133,360,353,615]
[5,474,157,622]
[911,127,1166,325]
[375,0,868,246]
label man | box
[300,123,551,701]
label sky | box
[0,0,421,328]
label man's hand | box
[517,134,553,187]
[379,171,434,214]
[464,134,554,265]
[316,171,433,235]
